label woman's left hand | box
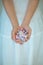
[21,24,32,42]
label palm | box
[11,26,32,44]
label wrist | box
[11,17,19,28]
[21,22,29,28]
[13,23,19,29]
[11,20,19,28]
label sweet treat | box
[15,27,28,42]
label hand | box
[11,25,23,44]
[11,24,32,44]
[21,24,32,42]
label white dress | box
[0,0,43,65]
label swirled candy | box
[15,28,28,42]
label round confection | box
[16,28,28,42]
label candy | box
[15,28,28,42]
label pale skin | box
[2,0,39,44]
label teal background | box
[0,0,43,65]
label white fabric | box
[0,0,43,65]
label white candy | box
[16,29,28,42]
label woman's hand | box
[11,25,23,44]
[21,24,32,42]
[11,24,32,44]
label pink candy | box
[15,27,28,42]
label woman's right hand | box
[11,25,23,44]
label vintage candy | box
[15,28,28,42]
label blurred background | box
[0,0,43,65]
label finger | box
[25,29,32,41]
[11,31,16,41]
[15,39,23,44]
